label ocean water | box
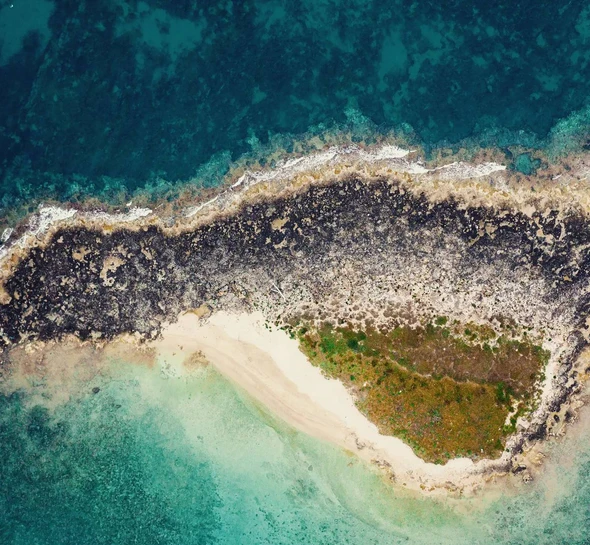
[2,1,590,543]
[0,355,589,545]
[1,0,590,211]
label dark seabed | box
[1,0,590,209]
[1,1,590,543]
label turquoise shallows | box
[1,361,589,545]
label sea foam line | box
[0,205,152,271]
[185,143,506,217]
[0,143,506,269]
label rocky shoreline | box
[1,144,590,489]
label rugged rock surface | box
[1,173,589,463]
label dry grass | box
[295,321,548,463]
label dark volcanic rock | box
[1,176,589,350]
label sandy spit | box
[151,311,506,497]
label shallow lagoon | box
[1,354,588,544]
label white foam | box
[90,207,152,223]
[0,205,153,270]
[183,143,505,219]
[0,143,507,267]
[434,161,507,179]
[1,228,13,244]
[363,144,412,160]
[185,196,220,218]
[405,162,430,174]
[29,205,78,239]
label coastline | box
[150,311,587,497]
[152,311,475,495]
[4,139,590,283]
[1,141,590,496]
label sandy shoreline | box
[2,141,590,495]
[151,311,506,496]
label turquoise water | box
[2,1,590,211]
[1,357,589,544]
[2,1,590,542]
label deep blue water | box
[1,0,590,210]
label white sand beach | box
[151,311,501,495]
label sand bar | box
[151,311,497,495]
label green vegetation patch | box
[295,320,549,463]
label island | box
[1,143,589,495]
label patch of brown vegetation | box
[295,320,549,463]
